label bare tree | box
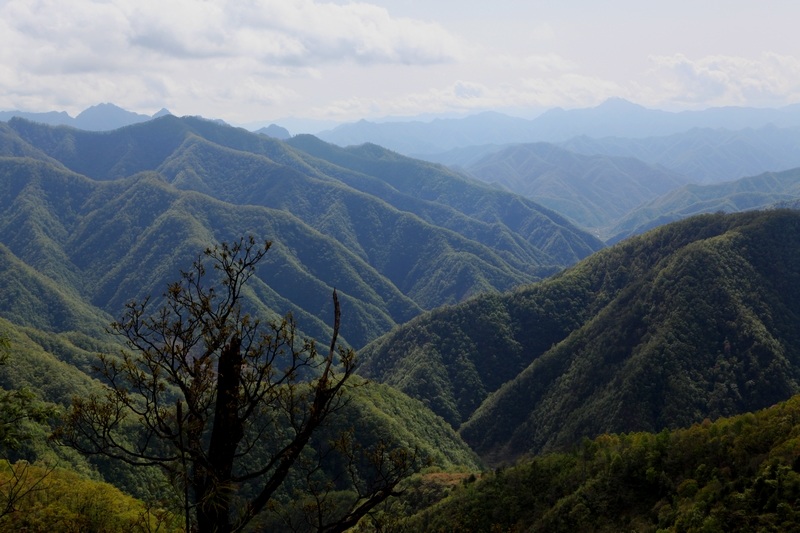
[57,237,415,532]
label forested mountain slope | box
[0,313,482,507]
[562,125,800,184]
[0,116,602,349]
[395,393,800,532]
[609,167,800,242]
[464,142,687,237]
[358,210,800,463]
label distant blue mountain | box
[255,124,291,139]
[0,103,171,131]
[317,99,800,154]
[608,166,800,243]
[560,125,800,184]
[464,142,689,238]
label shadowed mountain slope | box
[358,210,800,463]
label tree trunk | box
[196,336,245,533]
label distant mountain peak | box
[255,124,291,140]
[596,97,643,109]
[76,102,126,115]
[1,103,173,131]
[75,102,137,119]
[72,104,152,131]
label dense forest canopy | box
[360,210,800,463]
[0,111,799,529]
[0,116,602,350]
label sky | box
[2,0,800,131]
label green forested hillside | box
[464,142,687,238]
[5,113,800,530]
[1,117,561,526]
[609,166,800,242]
[328,379,482,472]
[357,292,547,428]
[0,117,602,349]
[0,123,63,164]
[0,318,482,530]
[359,210,800,463]
[390,393,800,532]
[285,135,596,264]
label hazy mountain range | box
[463,143,690,238]
[7,98,800,151]
[0,102,173,131]
[460,138,800,241]
[318,98,800,154]
[3,100,800,529]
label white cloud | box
[2,1,800,123]
[645,53,800,108]
[494,53,577,74]
[1,0,461,67]
[309,73,622,120]
[0,0,462,116]
[517,74,621,109]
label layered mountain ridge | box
[0,115,602,350]
[2,106,800,528]
[359,210,800,463]
[319,99,800,154]
[464,142,689,238]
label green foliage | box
[360,210,800,464]
[465,211,800,460]
[0,334,54,454]
[334,379,482,472]
[0,117,602,351]
[391,394,800,532]
[0,330,107,521]
[0,462,181,532]
[0,243,113,339]
[610,166,800,243]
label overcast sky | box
[2,0,799,129]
